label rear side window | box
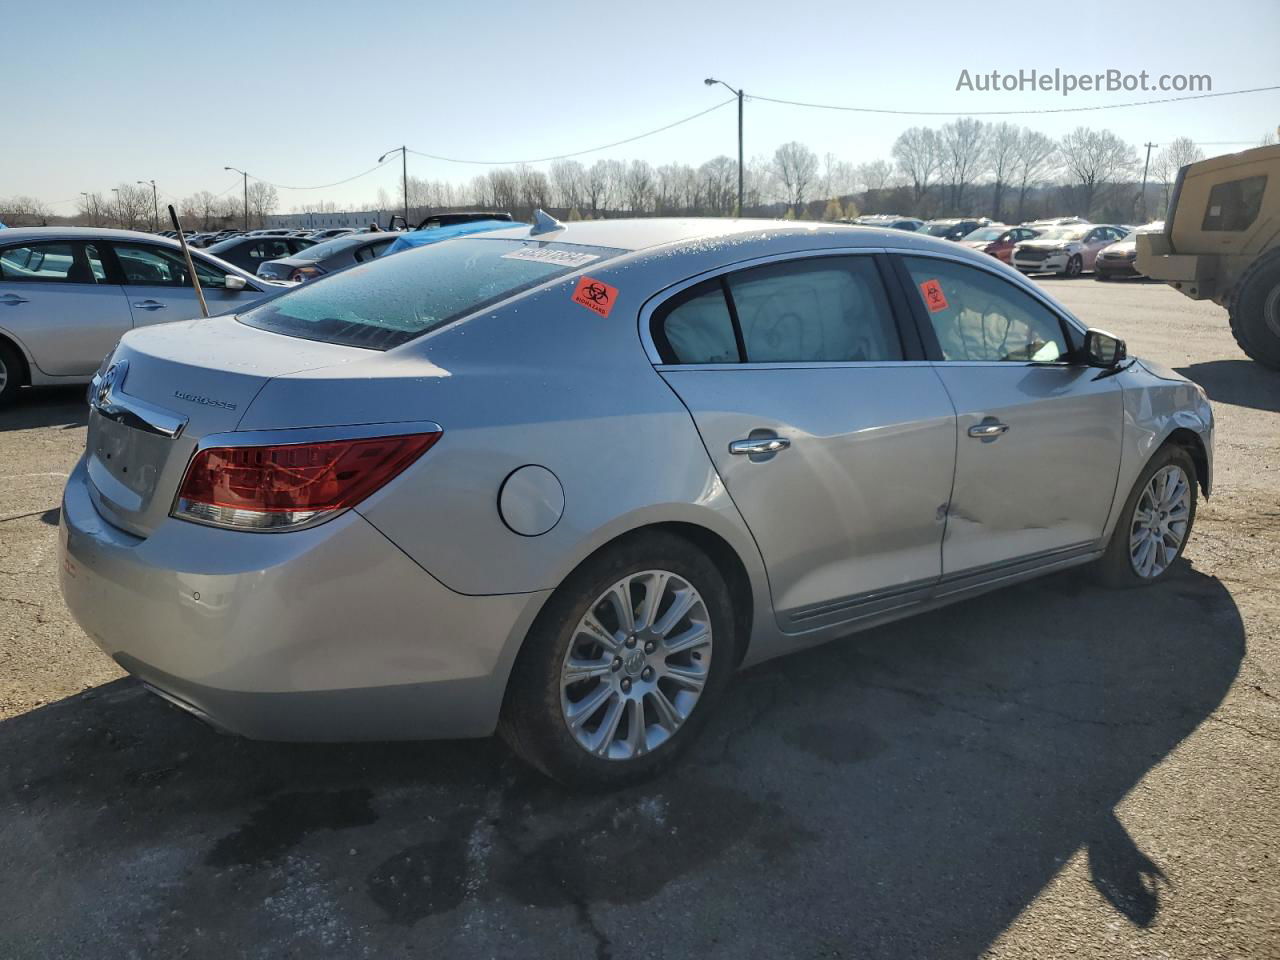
[1201,175,1267,232]
[0,240,105,283]
[239,237,623,350]
[728,257,903,363]
[113,242,232,289]
[653,280,739,364]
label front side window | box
[112,243,231,288]
[0,240,103,284]
[239,237,623,350]
[1201,175,1267,232]
[727,257,903,363]
[902,256,1068,363]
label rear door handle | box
[0,294,29,305]
[132,300,167,310]
[729,436,791,456]
[968,422,1009,439]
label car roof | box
[0,226,195,244]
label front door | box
[652,254,957,628]
[0,238,132,376]
[109,241,252,326]
[896,254,1123,578]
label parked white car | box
[0,228,283,406]
[1011,225,1131,277]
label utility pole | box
[705,78,744,216]
[379,147,410,227]
[224,167,250,231]
[1139,142,1157,222]
[137,180,159,232]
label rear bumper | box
[58,456,549,741]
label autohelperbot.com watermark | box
[956,68,1212,96]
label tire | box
[1095,444,1198,588]
[1227,254,1280,371]
[0,339,23,409]
[1063,254,1083,278]
[499,530,738,789]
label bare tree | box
[1059,127,1137,218]
[486,168,520,214]
[986,123,1021,221]
[699,156,737,215]
[1153,137,1206,211]
[1011,129,1059,222]
[622,160,655,214]
[773,141,819,214]
[549,160,585,211]
[516,165,550,217]
[109,184,151,230]
[939,118,990,212]
[246,182,279,228]
[76,192,106,227]
[0,195,52,227]
[584,160,611,218]
[892,127,944,204]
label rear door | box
[895,254,1123,581]
[651,253,957,630]
[0,238,132,376]
[108,240,260,325]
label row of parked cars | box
[848,213,1154,279]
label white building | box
[266,210,394,230]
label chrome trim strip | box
[89,364,188,439]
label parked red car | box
[959,225,1041,264]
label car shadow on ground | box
[0,386,88,432]
[0,563,1243,958]
[1177,359,1280,414]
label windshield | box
[964,227,1006,242]
[238,237,624,350]
[921,222,955,236]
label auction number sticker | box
[919,278,949,312]
[501,247,600,268]
[571,276,618,317]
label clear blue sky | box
[5,0,1278,212]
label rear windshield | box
[293,234,368,261]
[237,237,623,350]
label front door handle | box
[0,294,29,305]
[729,436,791,456]
[968,421,1009,439]
[132,300,166,311]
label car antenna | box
[529,209,564,237]
[168,204,209,318]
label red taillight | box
[174,432,440,531]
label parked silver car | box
[58,218,1213,787]
[1011,224,1130,277]
[0,228,281,406]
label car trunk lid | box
[86,316,366,537]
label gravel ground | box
[1,278,1277,959]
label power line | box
[747,84,1280,117]
[405,98,737,165]
[247,158,396,191]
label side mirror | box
[1084,328,1127,368]
[224,274,247,292]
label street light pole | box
[111,187,122,229]
[705,78,744,216]
[80,191,99,227]
[224,166,249,231]
[137,180,159,232]
[379,147,410,227]
[1139,142,1158,222]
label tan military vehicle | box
[1137,143,1280,369]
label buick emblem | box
[93,359,127,410]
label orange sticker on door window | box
[919,279,948,312]
[571,275,618,317]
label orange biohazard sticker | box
[919,279,948,312]
[571,276,618,317]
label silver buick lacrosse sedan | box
[59,216,1213,787]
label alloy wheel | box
[0,355,7,393]
[1128,464,1191,578]
[559,569,712,760]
